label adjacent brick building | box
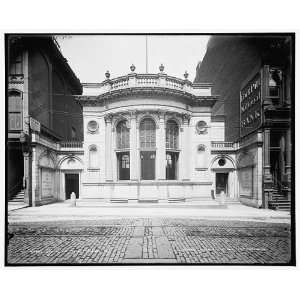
[7,35,83,205]
[195,35,293,209]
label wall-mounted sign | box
[240,73,262,137]
[30,117,41,133]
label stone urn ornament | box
[159,64,165,73]
[105,70,110,79]
[130,64,136,72]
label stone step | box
[138,199,159,203]
[76,199,226,209]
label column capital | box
[104,113,113,124]
[182,113,191,125]
[129,110,138,120]
[157,110,166,121]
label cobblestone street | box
[7,218,291,264]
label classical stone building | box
[64,65,238,205]
[195,35,293,210]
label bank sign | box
[240,73,262,137]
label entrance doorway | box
[216,173,228,196]
[65,173,79,199]
[140,151,155,180]
[117,152,130,180]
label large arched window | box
[166,120,179,149]
[116,120,130,180]
[165,120,179,179]
[140,118,156,149]
[116,120,130,149]
[89,145,98,169]
[140,118,156,180]
[8,90,22,130]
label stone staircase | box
[9,189,25,204]
[268,190,290,211]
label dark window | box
[140,118,156,149]
[218,158,226,166]
[10,54,23,75]
[116,120,130,149]
[269,68,283,105]
[166,120,179,149]
[8,90,22,130]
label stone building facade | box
[66,65,238,205]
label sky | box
[56,35,210,83]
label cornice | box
[76,87,218,107]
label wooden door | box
[141,151,155,180]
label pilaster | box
[181,114,191,181]
[263,128,272,208]
[105,114,113,181]
[130,111,138,181]
[157,111,166,180]
[31,147,37,207]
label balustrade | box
[60,141,83,148]
[211,141,235,149]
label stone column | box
[157,111,166,180]
[263,128,272,208]
[105,114,113,181]
[263,128,272,180]
[285,128,291,182]
[31,146,37,207]
[285,128,291,202]
[130,111,138,181]
[181,114,191,181]
[23,152,30,204]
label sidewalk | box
[8,200,291,224]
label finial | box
[105,70,110,79]
[184,71,189,79]
[130,64,136,72]
[159,64,164,72]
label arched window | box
[140,118,156,180]
[196,145,207,169]
[8,90,22,130]
[116,120,130,149]
[89,145,98,169]
[140,118,156,149]
[165,120,179,180]
[166,120,179,149]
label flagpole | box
[146,35,148,73]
